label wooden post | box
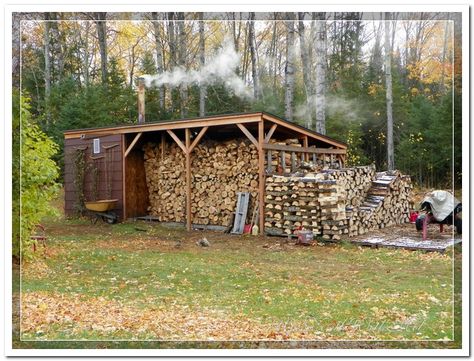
[161,132,165,161]
[280,151,286,173]
[185,129,192,231]
[121,134,126,220]
[267,150,272,173]
[258,120,265,235]
[303,135,308,161]
[291,152,296,172]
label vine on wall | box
[73,147,87,214]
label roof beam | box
[124,132,143,158]
[262,113,346,149]
[64,114,262,139]
[236,123,258,148]
[263,143,346,154]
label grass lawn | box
[14,217,461,348]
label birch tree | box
[439,16,450,94]
[298,12,313,129]
[199,13,206,116]
[384,13,394,171]
[177,12,188,117]
[314,13,326,134]
[167,12,178,113]
[248,12,261,100]
[151,12,165,109]
[284,13,295,121]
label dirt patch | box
[92,226,303,254]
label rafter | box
[189,127,209,153]
[166,129,187,153]
[236,123,258,148]
[264,123,278,143]
[124,132,143,158]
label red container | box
[409,211,419,223]
[243,224,252,234]
[297,230,313,245]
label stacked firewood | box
[143,144,186,222]
[318,180,348,241]
[345,171,413,236]
[264,167,413,240]
[267,139,342,173]
[264,175,322,236]
[324,165,376,206]
[143,138,259,226]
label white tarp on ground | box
[422,190,461,222]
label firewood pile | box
[267,139,342,173]
[323,165,376,207]
[264,175,322,236]
[264,167,413,240]
[143,138,259,226]
[345,171,413,237]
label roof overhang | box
[64,111,347,149]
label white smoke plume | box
[294,95,361,123]
[141,41,252,99]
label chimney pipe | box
[137,77,145,123]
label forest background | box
[13,12,461,190]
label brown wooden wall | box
[64,135,124,219]
[125,147,149,218]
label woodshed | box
[63,111,347,234]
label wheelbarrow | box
[84,199,118,224]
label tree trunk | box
[284,13,295,121]
[177,12,188,118]
[151,12,165,109]
[49,12,64,81]
[268,15,276,80]
[384,13,395,171]
[168,12,178,113]
[95,12,108,85]
[44,13,51,127]
[12,13,22,88]
[248,12,261,100]
[82,21,91,86]
[231,12,241,76]
[439,16,450,94]
[371,21,384,78]
[199,13,206,117]
[403,21,411,87]
[314,13,326,134]
[390,13,398,55]
[298,12,313,129]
